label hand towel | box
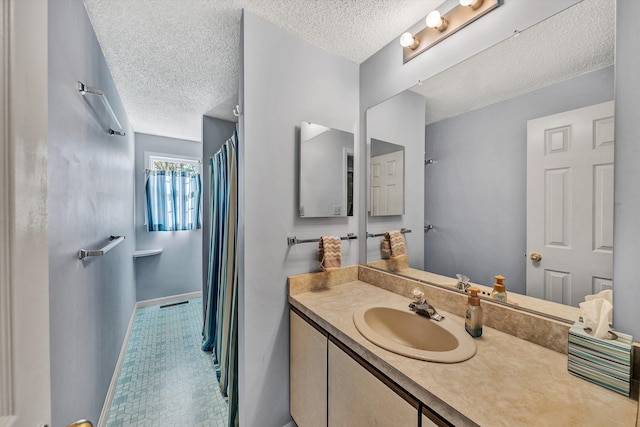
[381,230,406,258]
[318,236,342,271]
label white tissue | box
[579,298,613,339]
[584,289,613,323]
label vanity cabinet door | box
[328,340,418,426]
[290,310,328,427]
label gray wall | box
[424,66,614,293]
[358,0,581,263]
[48,1,136,425]
[241,11,359,427]
[134,132,203,301]
[367,90,426,268]
[613,0,640,338]
[202,116,237,294]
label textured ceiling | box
[83,0,442,141]
[411,0,615,124]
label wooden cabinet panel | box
[328,340,418,426]
[290,310,328,427]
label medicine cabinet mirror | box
[299,121,354,218]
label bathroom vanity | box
[288,266,639,427]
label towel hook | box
[232,104,241,117]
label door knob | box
[530,252,542,262]
[69,420,93,427]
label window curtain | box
[202,131,238,427]
[145,170,202,231]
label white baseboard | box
[136,290,201,308]
[97,304,137,427]
[97,290,202,427]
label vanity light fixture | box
[426,10,448,32]
[459,0,484,10]
[400,32,420,49]
[400,0,499,63]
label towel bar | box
[366,228,412,238]
[78,235,125,259]
[78,81,126,136]
[287,233,357,246]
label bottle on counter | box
[465,287,483,338]
[491,275,508,303]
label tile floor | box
[105,297,228,426]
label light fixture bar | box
[402,0,499,63]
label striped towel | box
[318,236,342,271]
[381,230,406,258]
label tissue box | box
[567,322,633,396]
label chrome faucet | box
[455,273,470,292]
[409,288,444,321]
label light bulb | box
[459,0,483,9]
[426,10,448,32]
[399,32,419,49]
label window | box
[145,154,202,231]
[148,154,200,174]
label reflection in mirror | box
[365,0,614,323]
[299,121,354,218]
[370,139,404,216]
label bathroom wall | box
[366,90,426,268]
[48,0,136,425]
[424,65,614,293]
[202,116,237,290]
[358,0,581,262]
[134,132,203,301]
[613,0,640,339]
[241,11,359,427]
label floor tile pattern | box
[106,298,228,426]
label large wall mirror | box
[366,0,614,322]
[299,121,354,218]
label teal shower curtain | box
[202,131,238,427]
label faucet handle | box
[411,288,426,304]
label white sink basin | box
[353,304,477,363]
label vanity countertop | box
[289,280,638,427]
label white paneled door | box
[526,101,614,306]
[370,150,404,216]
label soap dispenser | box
[465,287,483,338]
[491,275,508,302]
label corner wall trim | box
[0,0,13,416]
